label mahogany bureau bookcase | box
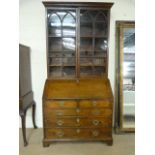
[42,1,114,147]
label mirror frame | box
[115,21,135,133]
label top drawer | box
[44,99,112,109]
[45,100,77,108]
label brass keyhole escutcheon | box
[92,100,97,107]
[92,130,99,137]
[76,129,80,134]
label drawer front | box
[44,108,112,117]
[45,109,77,117]
[44,117,112,128]
[79,100,112,108]
[45,128,112,139]
[79,109,112,116]
[45,100,77,108]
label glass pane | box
[49,52,62,57]
[80,9,108,77]
[93,58,105,66]
[95,38,108,51]
[49,66,62,77]
[62,38,75,51]
[63,67,75,76]
[49,57,62,66]
[80,22,93,36]
[62,12,76,36]
[63,57,75,66]
[49,38,62,51]
[122,27,135,128]
[48,13,61,37]
[95,23,107,36]
[95,11,107,22]
[94,51,107,57]
[80,38,92,51]
[80,11,92,22]
[93,66,105,75]
[80,51,93,57]
[47,9,76,78]
[80,66,93,76]
[80,57,93,66]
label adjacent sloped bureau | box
[42,2,114,147]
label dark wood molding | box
[42,1,114,9]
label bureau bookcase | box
[42,2,114,147]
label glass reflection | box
[62,13,75,36]
[62,29,75,36]
[123,28,135,128]
[48,11,76,37]
[80,12,92,22]
[62,38,75,51]
[49,13,61,26]
[95,39,108,50]
[63,14,76,26]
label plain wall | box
[19,0,135,127]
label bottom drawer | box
[45,128,112,139]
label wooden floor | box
[19,128,135,155]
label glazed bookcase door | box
[46,8,109,79]
[79,9,108,77]
[47,9,77,78]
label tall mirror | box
[115,21,135,132]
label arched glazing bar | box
[95,11,107,22]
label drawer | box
[45,128,112,139]
[79,100,112,108]
[44,117,112,128]
[45,109,77,117]
[79,109,112,116]
[45,100,77,108]
[44,108,112,117]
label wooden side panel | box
[19,44,32,97]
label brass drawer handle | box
[92,120,100,126]
[57,120,64,126]
[92,100,97,107]
[92,110,100,115]
[76,118,80,123]
[92,130,99,137]
[59,101,64,107]
[57,131,64,137]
